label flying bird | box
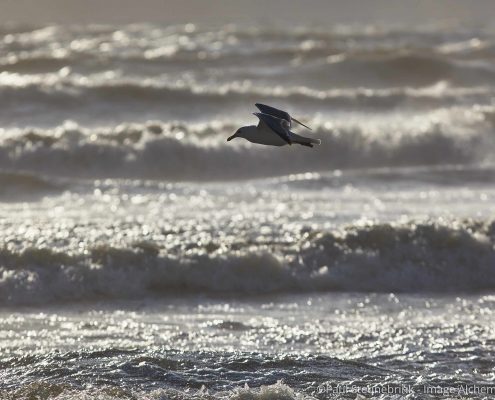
[227,103,320,148]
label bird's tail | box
[290,133,321,148]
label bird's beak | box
[227,134,236,141]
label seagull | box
[227,103,321,148]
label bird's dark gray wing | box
[255,103,291,125]
[253,112,292,144]
[255,103,312,130]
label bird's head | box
[227,127,245,141]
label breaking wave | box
[0,74,493,114]
[1,220,494,305]
[1,23,495,88]
[1,106,494,180]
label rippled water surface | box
[2,294,495,399]
[1,20,495,399]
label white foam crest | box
[1,220,494,305]
[0,69,493,103]
[0,105,494,180]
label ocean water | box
[1,21,495,399]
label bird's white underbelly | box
[247,125,287,146]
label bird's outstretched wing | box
[253,112,292,144]
[255,103,312,130]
